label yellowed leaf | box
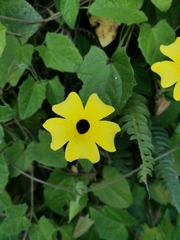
[88,15,121,47]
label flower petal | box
[85,93,115,122]
[52,92,84,121]
[65,134,100,163]
[174,81,180,101]
[43,118,75,150]
[160,37,180,64]
[151,61,180,88]
[89,121,120,152]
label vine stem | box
[10,145,180,194]
[0,12,61,24]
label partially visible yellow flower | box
[151,37,180,101]
[43,92,120,163]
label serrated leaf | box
[0,0,42,44]
[88,0,147,25]
[26,130,67,168]
[73,214,94,239]
[46,76,64,105]
[138,20,175,65]
[0,23,6,58]
[0,204,31,235]
[0,155,9,193]
[90,207,128,240]
[37,33,83,72]
[44,169,89,216]
[18,76,46,120]
[90,166,133,208]
[151,0,172,12]
[60,0,80,29]
[0,104,16,123]
[0,35,34,88]
[78,46,136,116]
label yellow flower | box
[43,92,120,163]
[151,37,180,101]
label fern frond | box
[151,121,180,213]
[119,93,154,183]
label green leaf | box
[0,191,12,216]
[0,204,31,235]
[138,20,175,65]
[29,216,56,240]
[0,104,16,123]
[5,140,33,178]
[69,195,88,222]
[8,60,28,87]
[73,214,94,239]
[170,133,180,176]
[151,0,172,12]
[0,23,6,58]
[78,159,93,173]
[44,169,89,216]
[90,207,128,240]
[155,210,173,240]
[0,155,9,193]
[18,76,47,120]
[149,181,169,205]
[78,46,136,116]
[0,35,34,88]
[88,0,147,25]
[90,166,133,208]
[60,0,80,29]
[0,0,42,44]
[139,224,157,240]
[46,76,64,105]
[59,225,73,240]
[37,32,83,72]
[0,124,4,144]
[26,130,67,168]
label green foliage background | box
[0,0,180,239]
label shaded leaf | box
[90,166,132,208]
[0,104,16,123]
[44,169,89,216]
[0,155,9,193]
[0,204,31,235]
[0,23,6,58]
[90,207,128,240]
[0,0,42,44]
[46,76,64,105]
[0,35,34,88]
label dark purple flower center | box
[76,119,90,134]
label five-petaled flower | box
[43,92,120,163]
[151,37,180,101]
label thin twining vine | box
[10,145,180,194]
